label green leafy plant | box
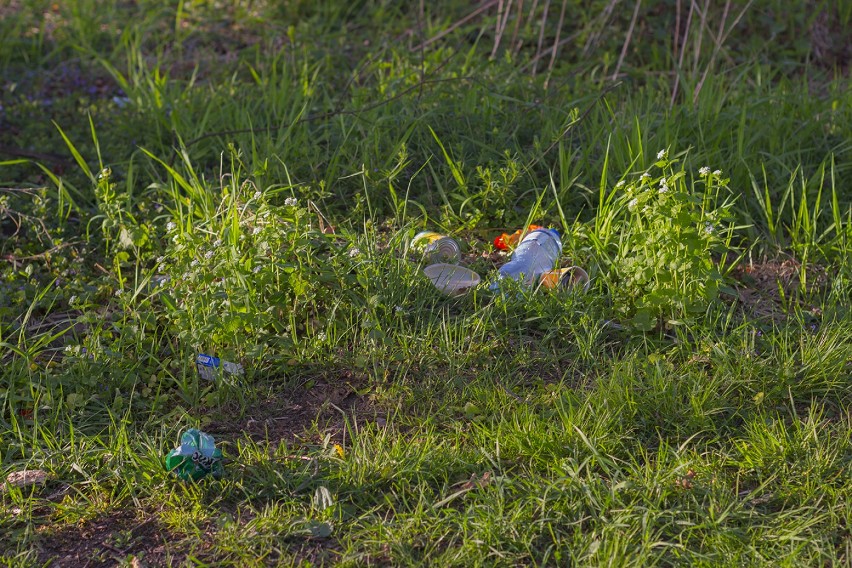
[156,185,360,360]
[607,152,736,330]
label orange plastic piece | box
[493,225,543,251]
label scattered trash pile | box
[164,224,589,481]
[415,226,589,296]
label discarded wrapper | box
[493,225,543,251]
[164,428,224,481]
[539,266,590,291]
[196,354,244,381]
[423,263,481,296]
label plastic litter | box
[412,231,461,263]
[196,354,244,381]
[539,266,590,291]
[493,225,543,250]
[423,263,481,296]
[490,228,562,289]
[164,428,224,481]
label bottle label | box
[196,353,244,381]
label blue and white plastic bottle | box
[490,228,562,290]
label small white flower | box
[699,166,711,176]
[317,332,327,341]
[253,191,262,200]
[348,247,361,258]
[204,250,214,260]
[114,289,123,297]
[166,221,176,232]
[657,149,668,160]
[252,226,262,236]
[156,256,165,264]
[703,223,714,235]
[640,173,651,182]
[69,295,78,305]
[394,306,404,313]
[213,239,222,247]
[615,180,625,188]
[659,185,669,194]
[713,169,722,176]
[252,265,262,274]
[285,197,298,207]
[628,198,639,210]
[172,235,180,243]
[191,259,199,267]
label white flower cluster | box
[166,221,176,232]
[657,149,668,160]
[659,178,670,194]
[285,197,298,207]
[348,247,361,258]
[253,191,262,200]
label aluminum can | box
[412,231,461,263]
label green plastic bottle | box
[164,428,224,481]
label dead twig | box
[0,145,69,165]
[410,0,500,52]
[543,0,568,89]
[612,0,642,81]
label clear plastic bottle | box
[490,228,562,290]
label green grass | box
[1,0,851,566]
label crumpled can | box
[164,428,224,481]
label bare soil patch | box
[206,369,383,448]
[730,258,826,322]
[36,510,181,568]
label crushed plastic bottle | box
[164,428,224,481]
[490,228,562,290]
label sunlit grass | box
[1,1,850,566]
